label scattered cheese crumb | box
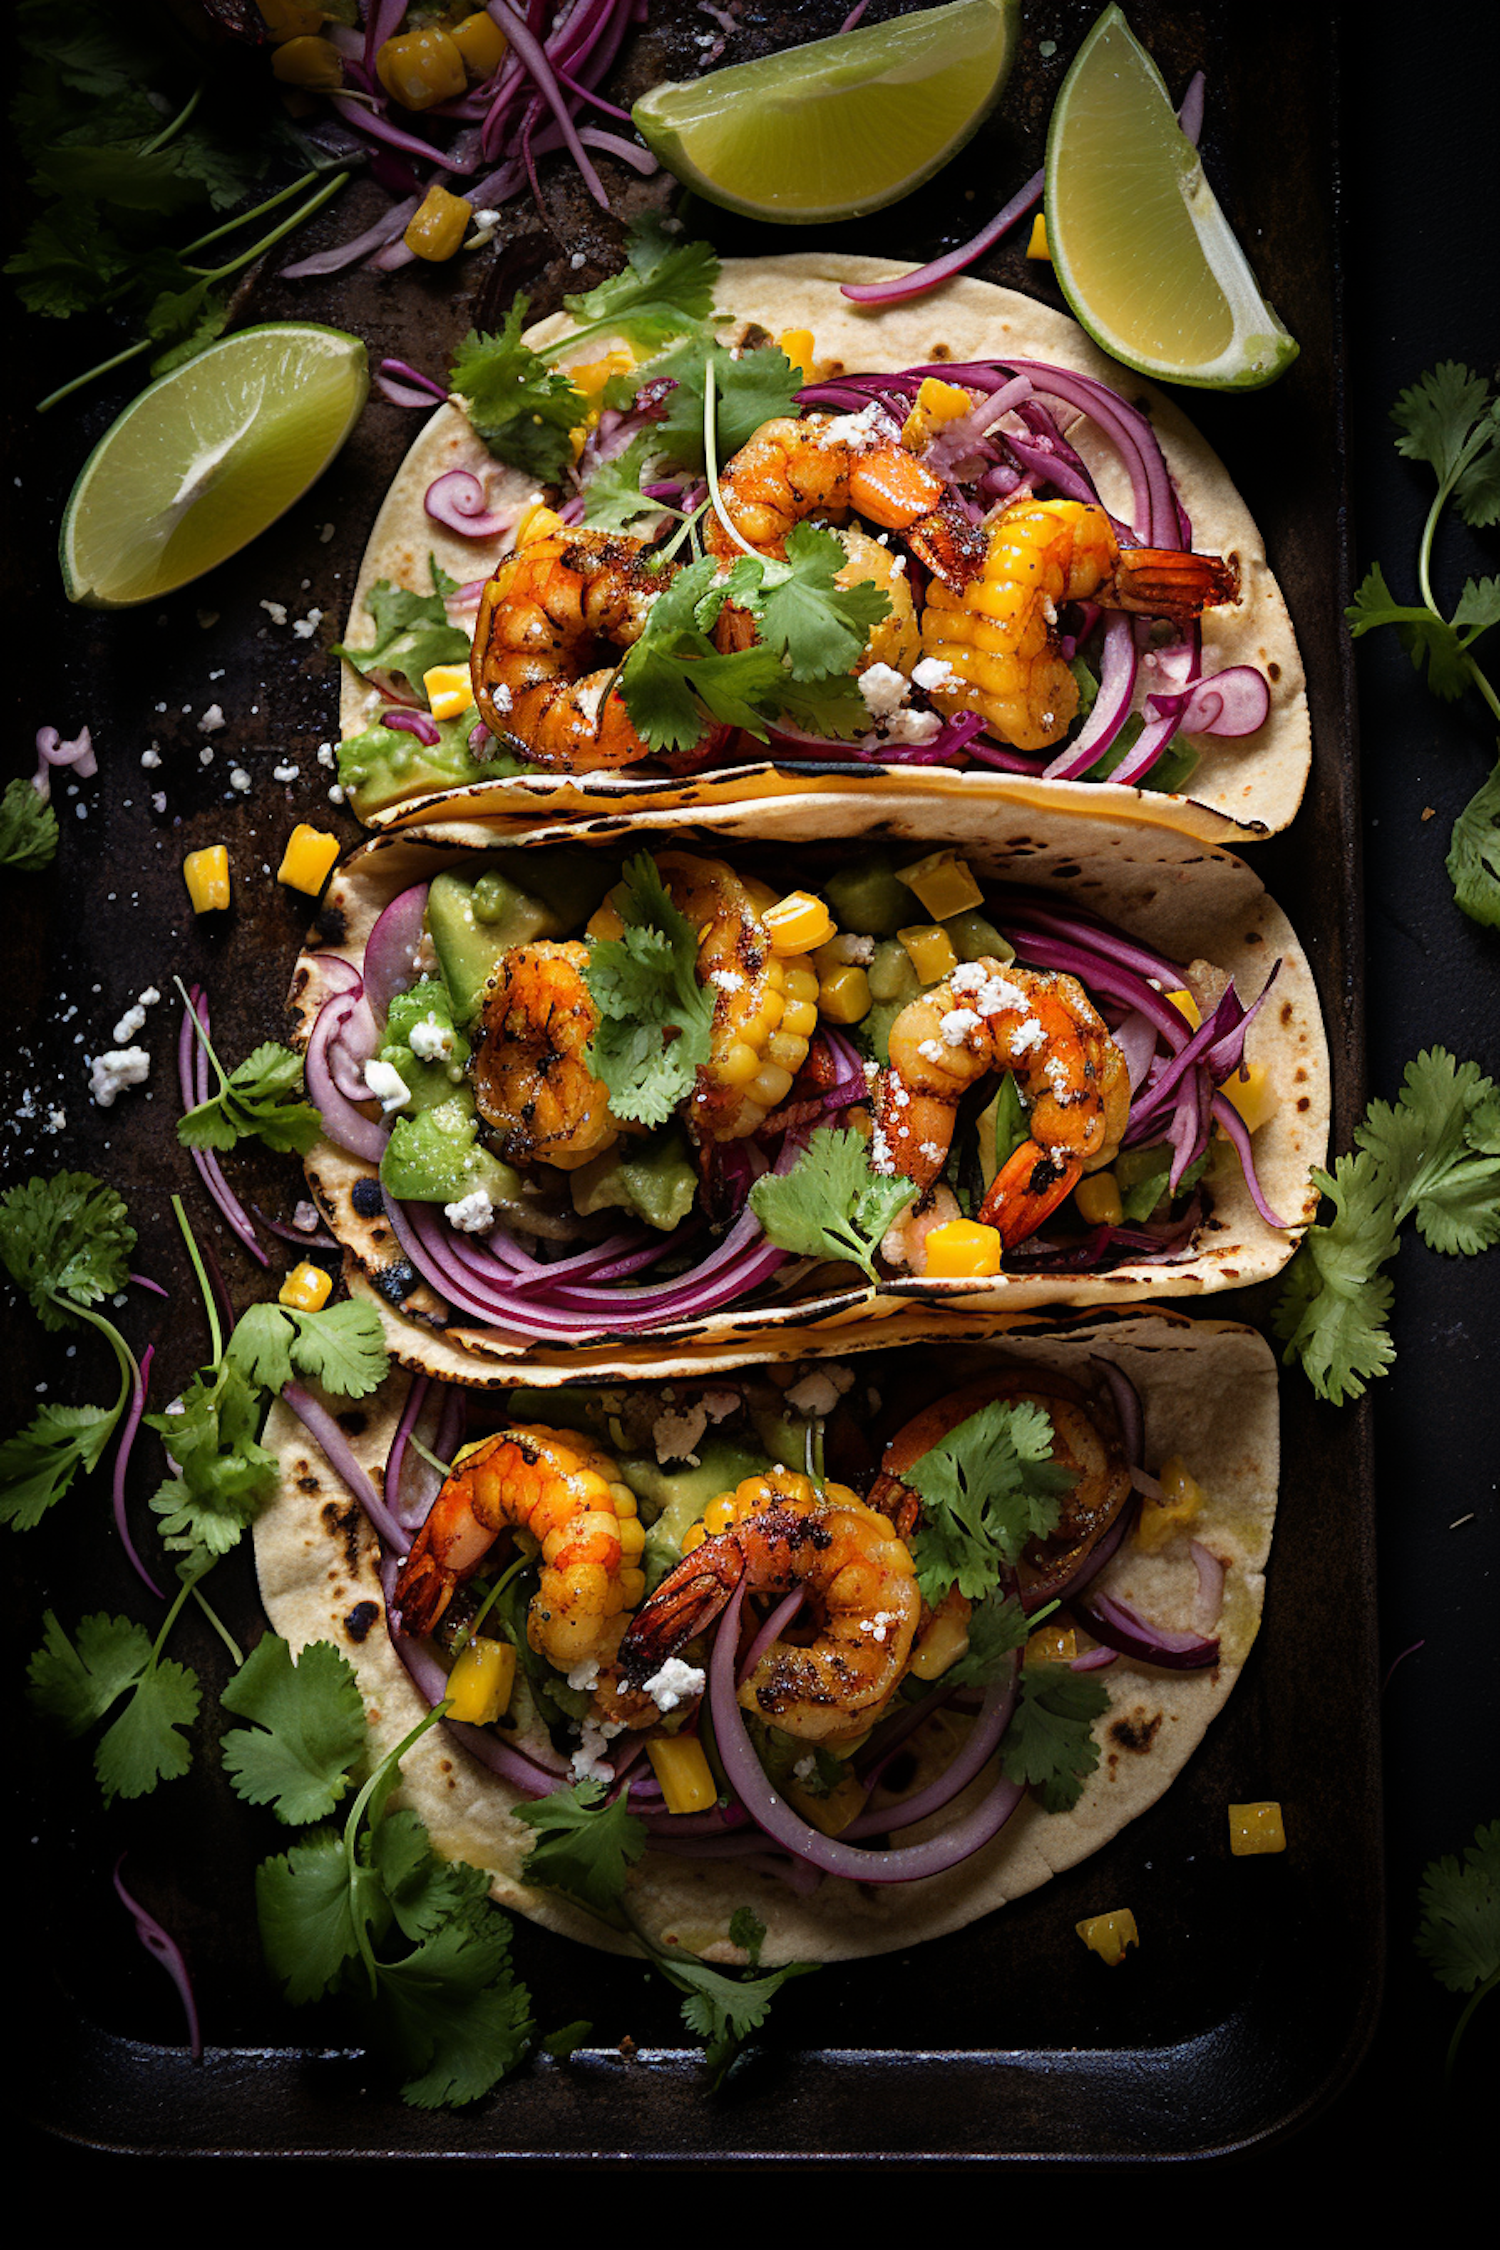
[641,1657,706,1713]
[88,1048,150,1107]
[362,1058,411,1113]
[444,1189,495,1233]
[197,704,225,735]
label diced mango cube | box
[816,963,872,1024]
[1026,213,1050,260]
[1024,1622,1078,1666]
[922,1219,1002,1279]
[1219,1060,1277,1136]
[899,849,984,922]
[764,890,836,955]
[647,1735,718,1815]
[1228,1801,1286,1856]
[1164,987,1202,1031]
[565,350,636,400]
[901,376,974,449]
[787,1770,868,1835]
[516,502,565,546]
[183,845,231,915]
[276,823,340,896]
[1135,1454,1205,1553]
[777,328,818,382]
[898,922,960,985]
[909,1587,972,1680]
[1074,1170,1123,1228]
[404,183,473,262]
[445,1635,516,1725]
[422,662,475,720]
[1077,1909,1138,1966]
[278,1261,332,1313]
[450,9,508,75]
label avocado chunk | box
[569,1127,698,1233]
[620,1435,770,1550]
[943,909,1014,964]
[425,871,538,1026]
[379,1098,522,1207]
[825,849,912,937]
[336,712,527,819]
[376,980,473,1115]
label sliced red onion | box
[282,195,420,278]
[377,357,448,407]
[485,2,610,208]
[1210,1092,1290,1229]
[113,1343,165,1600]
[839,169,1043,306]
[128,1272,169,1299]
[113,1859,201,2060]
[1111,1008,1160,1095]
[177,989,269,1268]
[843,1659,1020,1838]
[362,882,430,1023]
[1191,1539,1226,1630]
[1043,613,1138,779]
[251,1204,339,1250]
[425,469,524,541]
[1068,1586,1220,1671]
[1178,69,1206,147]
[282,1380,408,1554]
[1146,665,1271,739]
[305,991,389,1164]
[381,706,441,747]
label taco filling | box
[297,834,1292,1345]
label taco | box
[256,1310,1279,1964]
[288,801,1327,1378]
[335,247,1308,845]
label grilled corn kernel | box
[183,845,231,914]
[787,1770,868,1835]
[1026,212,1050,260]
[1219,1060,1277,1135]
[517,502,566,546]
[1228,1801,1286,1856]
[257,0,325,37]
[898,849,983,923]
[404,184,474,262]
[777,328,818,382]
[422,662,475,719]
[271,33,344,88]
[901,375,974,450]
[451,10,508,75]
[1073,1171,1124,1228]
[647,1736,717,1815]
[1077,1909,1138,1966]
[376,26,466,108]
[277,823,340,896]
[619,1565,647,1607]
[763,891,836,955]
[909,1587,971,1680]
[1164,987,1202,1031]
[816,963,872,1024]
[279,1260,332,1313]
[923,1219,1002,1278]
[1024,1622,1078,1666]
[898,923,959,985]
[445,1635,516,1724]
[1135,1454,1205,1553]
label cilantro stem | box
[1417,487,1445,618]
[702,361,762,562]
[452,1551,531,1654]
[343,1704,449,1995]
[184,171,349,283]
[177,169,322,259]
[1445,1962,1500,2078]
[36,336,156,415]
[150,1570,200,1665]
[657,496,709,564]
[140,83,204,157]
[66,1299,142,1419]
[191,1583,243,1668]
[170,1194,223,1368]
[407,1433,454,1482]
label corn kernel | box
[279,1260,332,1313]
[516,502,566,546]
[271,33,344,88]
[376,26,466,109]
[257,0,325,37]
[787,1771,868,1835]
[404,183,474,263]
[1026,212,1050,260]
[277,823,340,896]
[1135,1453,1205,1553]
[1164,987,1202,1032]
[1077,1909,1138,1966]
[422,662,475,719]
[1074,1171,1124,1228]
[899,849,984,922]
[763,891,835,955]
[816,963,872,1025]
[451,10,508,76]
[1024,1622,1078,1666]
[901,376,974,450]
[1218,1060,1277,1136]
[922,1219,1002,1278]
[898,923,960,985]
[777,328,818,382]
[647,1736,718,1815]
[445,1636,516,1725]
[1228,1801,1286,1856]
[183,845,231,915]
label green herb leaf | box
[582,852,717,1128]
[0,777,59,870]
[653,1937,818,2088]
[1392,362,1500,502]
[257,1828,368,2004]
[998,1662,1109,1812]
[328,558,471,704]
[1415,1818,1500,2076]
[1272,1150,1400,1404]
[1356,1049,1500,1255]
[749,1127,916,1284]
[27,1608,201,1804]
[220,1635,370,1826]
[939,1590,1034,1687]
[226,1298,389,1401]
[558,215,721,353]
[450,298,586,483]
[0,1399,117,1530]
[716,521,890,682]
[147,1358,279,1562]
[512,1777,649,1926]
[0,1170,135,1330]
[1448,758,1500,929]
[902,1399,1074,1605]
[643,339,805,472]
[177,1026,323,1158]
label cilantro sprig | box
[1274,1048,1500,1403]
[176,981,323,1158]
[581,853,716,1128]
[1347,363,1500,925]
[998,1662,1110,1813]
[1416,1818,1500,2077]
[27,1595,203,1805]
[0,776,58,870]
[328,557,470,707]
[899,1399,1075,1606]
[749,1128,916,1285]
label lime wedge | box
[61,323,369,608]
[1044,6,1297,389]
[632,0,1020,224]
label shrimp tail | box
[393,1539,457,1638]
[618,1538,745,1687]
[1108,546,1240,621]
[902,502,990,592]
[977,1140,1084,1247]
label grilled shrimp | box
[469,529,667,771]
[920,498,1241,752]
[876,957,1132,1252]
[393,1423,647,1674]
[705,412,986,591]
[620,1482,921,1745]
[472,939,617,1170]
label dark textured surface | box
[7,0,1496,2182]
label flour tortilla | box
[254,1309,1278,1965]
[339,256,1309,843]
[290,804,1328,1378]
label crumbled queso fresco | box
[641,1657,706,1713]
[408,1012,456,1062]
[653,1401,709,1465]
[444,1189,495,1234]
[362,1058,411,1113]
[88,1047,150,1107]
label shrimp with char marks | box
[876,957,1132,1253]
[472,939,617,1170]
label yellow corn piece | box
[1026,212,1050,260]
[816,963,872,1025]
[271,34,343,88]
[257,0,325,37]
[404,184,474,263]
[777,328,818,382]
[1024,1622,1078,1666]
[787,1770,868,1835]
[923,1219,1002,1278]
[517,502,566,546]
[1228,1801,1286,1856]
[446,1636,517,1725]
[901,375,974,450]
[376,26,466,109]
[1164,987,1202,1031]
[1077,1909,1138,1966]
[1135,1454,1205,1553]
[763,891,836,955]
[183,845,231,914]
[277,824,340,896]
[422,662,475,719]
[451,10,508,75]
[898,923,960,985]
[279,1261,332,1313]
[1074,1171,1124,1228]
[1218,1060,1277,1136]
[899,849,983,922]
[647,1736,718,1815]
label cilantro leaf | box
[902,1399,1074,1605]
[449,299,586,483]
[558,215,720,354]
[939,1590,1034,1687]
[147,1358,279,1562]
[1392,362,1500,501]
[1416,1819,1500,2075]
[749,1128,916,1284]
[0,1170,135,1330]
[512,1777,648,1926]
[717,521,890,682]
[27,1608,201,1804]
[1347,563,1470,700]
[0,1399,117,1529]
[582,853,717,1129]
[1357,1049,1500,1255]
[329,559,471,703]
[96,1655,200,1803]
[177,1022,323,1158]
[0,776,59,870]
[642,339,805,472]
[352,1902,533,2111]
[998,1662,1110,1812]
[652,1937,818,2088]
[1272,1150,1400,1404]
[226,1298,389,1401]
[1448,757,1500,929]
[220,1635,369,1826]
[580,431,673,532]
[257,1828,367,2004]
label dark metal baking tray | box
[7,0,1377,2161]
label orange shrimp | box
[471,939,617,1170]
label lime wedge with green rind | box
[632,0,1021,225]
[60,323,369,608]
[1044,5,1297,390]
